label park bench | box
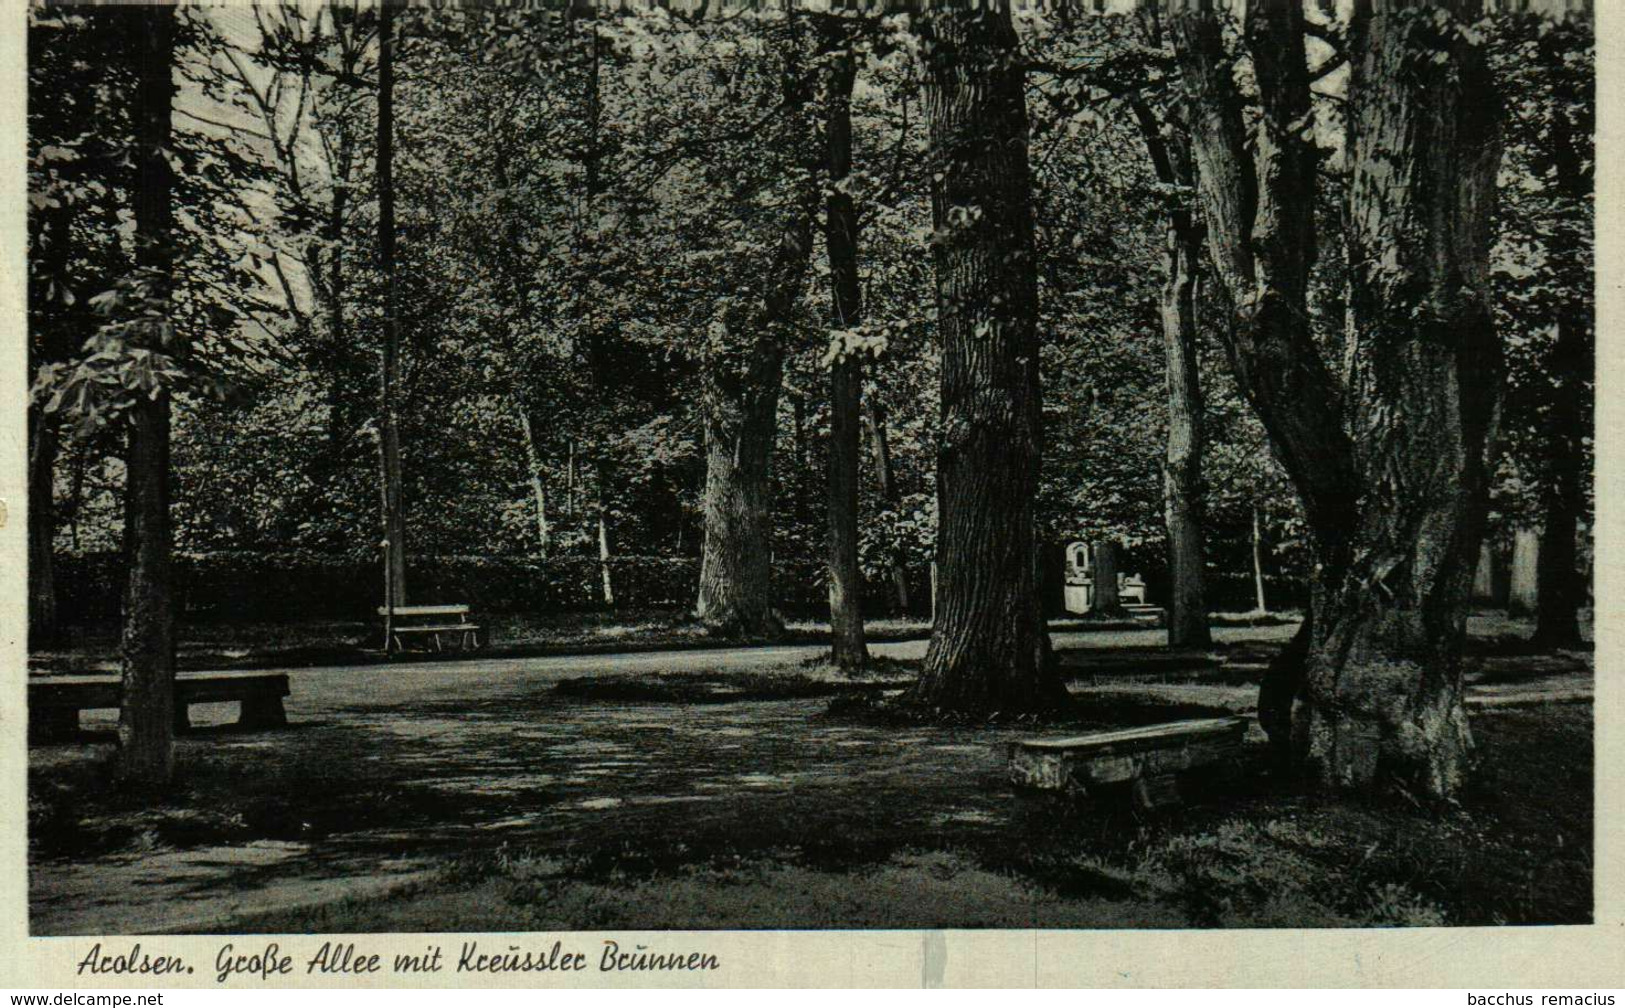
[1008,715,1248,809]
[28,670,290,742]
[378,603,481,654]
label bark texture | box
[118,4,178,787]
[376,0,408,608]
[1159,214,1210,645]
[1131,92,1211,647]
[695,22,819,639]
[1304,0,1504,797]
[821,18,869,670]
[1170,0,1503,798]
[1170,0,1358,759]
[905,8,1064,715]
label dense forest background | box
[27,0,1593,794]
[29,3,1588,627]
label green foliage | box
[26,5,1591,624]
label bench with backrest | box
[378,604,481,653]
[28,670,290,742]
[1008,716,1248,809]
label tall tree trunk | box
[1471,541,1494,603]
[1155,164,1210,645]
[1508,527,1540,617]
[904,7,1064,715]
[1527,21,1591,649]
[1173,0,1501,798]
[304,16,368,477]
[1251,504,1269,614]
[596,462,615,606]
[28,409,59,647]
[29,197,77,648]
[1300,0,1504,798]
[118,3,178,787]
[1160,236,1210,643]
[1132,12,1210,648]
[697,369,786,637]
[1170,0,1360,764]
[517,403,550,555]
[864,399,911,612]
[791,393,807,471]
[1533,501,1580,647]
[822,17,868,671]
[324,124,354,447]
[1089,540,1126,619]
[695,21,819,640]
[376,0,407,608]
[1533,312,1585,643]
[566,440,577,519]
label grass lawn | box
[28,620,1591,933]
[216,705,1592,932]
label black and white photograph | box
[16,0,1605,973]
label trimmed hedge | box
[51,551,931,626]
[1202,572,1308,613]
[49,550,1297,628]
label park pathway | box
[30,619,1587,935]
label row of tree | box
[28,1,1591,800]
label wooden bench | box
[378,604,481,654]
[28,670,291,742]
[1008,716,1248,809]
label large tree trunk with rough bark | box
[822,18,868,671]
[1171,0,1502,798]
[904,8,1064,715]
[1299,0,1503,797]
[118,4,178,787]
[695,22,818,639]
[376,0,408,609]
[697,355,787,638]
[1170,0,1359,762]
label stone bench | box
[1008,716,1249,809]
[29,671,291,742]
